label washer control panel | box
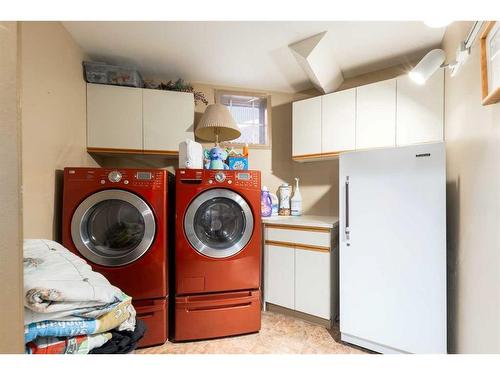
[214,172,226,183]
[108,170,122,183]
[65,168,165,189]
[234,171,259,189]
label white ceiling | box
[63,21,445,93]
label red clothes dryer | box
[173,169,262,341]
[62,167,172,348]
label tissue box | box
[227,156,248,170]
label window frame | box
[215,89,272,149]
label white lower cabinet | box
[264,222,337,323]
[295,249,331,319]
[265,245,295,310]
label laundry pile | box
[23,239,145,354]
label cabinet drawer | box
[265,226,331,249]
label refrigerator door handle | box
[345,176,350,245]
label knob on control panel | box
[215,172,226,183]
[108,170,122,183]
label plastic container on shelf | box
[83,61,144,88]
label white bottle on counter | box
[291,177,302,216]
[278,183,291,216]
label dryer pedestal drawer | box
[133,298,168,348]
[174,290,261,341]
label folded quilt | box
[23,239,137,350]
[26,332,112,354]
[24,239,127,322]
[24,296,135,342]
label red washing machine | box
[62,167,172,348]
[173,169,262,341]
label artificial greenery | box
[145,78,208,105]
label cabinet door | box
[292,96,322,157]
[295,249,331,319]
[396,69,444,146]
[322,88,356,154]
[143,89,194,152]
[265,244,295,309]
[87,83,143,150]
[356,79,396,150]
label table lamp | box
[195,104,241,145]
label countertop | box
[261,215,339,229]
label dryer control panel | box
[177,169,260,190]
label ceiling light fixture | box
[424,20,452,28]
[409,49,446,85]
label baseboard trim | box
[265,303,331,329]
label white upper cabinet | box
[396,69,444,146]
[322,88,356,154]
[292,96,322,157]
[356,78,397,150]
[87,83,194,154]
[87,83,143,150]
[143,89,194,152]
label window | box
[215,90,271,147]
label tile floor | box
[136,311,370,354]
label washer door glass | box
[85,199,145,256]
[71,189,156,267]
[185,189,254,258]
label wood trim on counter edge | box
[87,147,179,156]
[264,240,330,253]
[264,223,331,233]
[292,151,341,161]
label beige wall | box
[0,21,24,353]
[443,21,500,353]
[21,22,97,241]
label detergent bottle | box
[291,177,302,216]
[261,186,273,217]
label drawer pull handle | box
[187,302,252,312]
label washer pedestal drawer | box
[133,298,168,348]
[174,290,261,341]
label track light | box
[409,49,446,85]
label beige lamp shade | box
[195,104,241,142]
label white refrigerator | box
[339,142,447,354]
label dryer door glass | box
[185,189,254,258]
[71,189,156,267]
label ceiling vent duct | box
[289,31,344,94]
